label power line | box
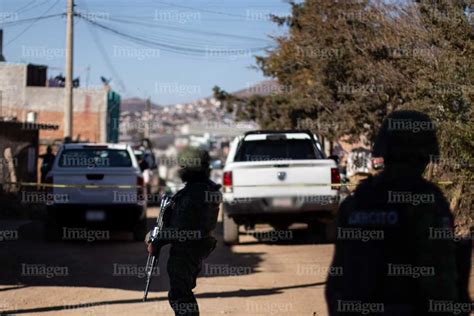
[106,16,270,43]
[102,17,271,53]
[83,0,127,93]
[79,15,204,55]
[13,0,39,14]
[152,0,250,19]
[78,14,271,56]
[6,0,62,47]
[73,3,269,43]
[0,13,63,27]
[16,0,57,15]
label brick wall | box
[37,111,102,143]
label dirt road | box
[0,208,472,316]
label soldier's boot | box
[169,289,199,316]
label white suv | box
[45,143,147,241]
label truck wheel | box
[222,211,239,245]
[133,215,148,242]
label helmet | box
[177,147,211,173]
[372,110,439,165]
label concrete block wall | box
[0,63,26,115]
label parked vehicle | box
[45,143,147,241]
[221,130,341,244]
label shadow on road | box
[0,210,329,316]
[0,217,266,293]
[0,281,326,315]
[242,226,333,245]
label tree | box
[216,0,415,143]
[401,0,474,234]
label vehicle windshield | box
[235,138,322,162]
[58,149,133,168]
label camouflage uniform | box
[151,148,221,316]
[325,111,462,315]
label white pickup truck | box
[221,130,341,244]
[45,143,147,241]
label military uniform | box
[165,179,221,316]
[325,111,463,315]
[325,173,459,315]
[149,148,221,316]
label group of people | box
[144,110,471,316]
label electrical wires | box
[13,0,40,15]
[151,0,249,19]
[5,0,62,46]
[0,13,63,27]
[106,16,269,43]
[77,14,273,57]
[2,0,281,59]
[82,0,127,92]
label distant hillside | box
[120,98,160,112]
[232,80,281,98]
[122,81,280,112]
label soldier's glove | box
[147,243,157,255]
[144,231,152,245]
[145,231,162,256]
[145,239,165,256]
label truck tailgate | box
[52,168,139,205]
[229,160,337,198]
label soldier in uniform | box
[146,147,221,316]
[325,111,463,315]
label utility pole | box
[64,0,74,138]
[144,98,151,138]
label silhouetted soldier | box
[146,147,221,316]
[39,145,55,183]
[325,111,467,315]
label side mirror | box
[328,155,339,164]
[210,159,223,170]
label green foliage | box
[409,0,473,231]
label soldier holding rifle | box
[145,147,221,316]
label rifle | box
[143,193,172,302]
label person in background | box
[39,145,55,183]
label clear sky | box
[0,0,291,105]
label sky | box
[0,0,291,105]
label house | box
[0,62,120,146]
